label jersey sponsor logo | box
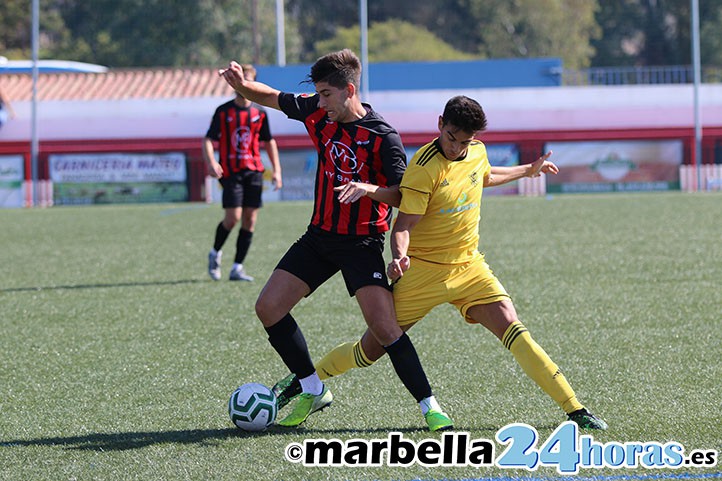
[439,191,478,214]
[324,139,359,175]
[373,272,383,279]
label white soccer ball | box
[228,382,278,431]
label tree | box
[0,1,70,60]
[1,0,292,67]
[591,0,722,67]
[465,0,601,69]
[700,3,722,65]
[313,20,476,62]
[4,0,722,70]
[292,0,602,68]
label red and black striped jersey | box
[278,92,407,235]
[205,100,272,175]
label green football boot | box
[424,409,454,432]
[568,408,608,430]
[271,373,301,410]
[277,385,333,427]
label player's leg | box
[355,286,453,431]
[256,269,334,427]
[311,258,443,380]
[466,301,606,429]
[259,231,339,426]
[315,327,389,380]
[273,328,391,411]
[453,258,606,429]
[208,176,241,280]
[316,256,445,378]
[467,299,582,410]
[229,207,257,281]
[229,171,262,281]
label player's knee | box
[223,218,238,230]
[371,322,403,347]
[254,295,276,324]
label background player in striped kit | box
[203,64,282,282]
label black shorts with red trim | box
[276,225,391,296]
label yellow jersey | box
[398,139,490,264]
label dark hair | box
[441,96,487,133]
[307,49,361,90]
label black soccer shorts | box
[276,225,392,296]
[219,170,264,209]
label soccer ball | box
[228,382,278,431]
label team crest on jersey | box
[469,171,479,186]
[233,126,252,155]
[324,139,359,175]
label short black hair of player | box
[306,49,361,90]
[441,96,488,134]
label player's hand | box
[387,256,410,281]
[334,182,372,204]
[208,161,223,179]
[219,61,246,91]
[527,151,559,177]
[272,172,283,191]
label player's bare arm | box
[485,151,558,187]
[334,182,401,207]
[265,139,282,190]
[202,137,223,178]
[219,61,281,110]
[387,211,422,281]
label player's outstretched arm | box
[485,151,558,187]
[219,61,281,110]
[334,182,401,207]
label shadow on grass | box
[0,425,443,452]
[0,428,241,451]
[0,279,206,293]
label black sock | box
[384,332,432,402]
[264,314,315,379]
[213,222,231,252]
[234,229,253,264]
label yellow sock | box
[315,341,375,380]
[502,321,584,414]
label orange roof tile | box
[1,67,235,102]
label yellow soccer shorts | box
[392,256,511,326]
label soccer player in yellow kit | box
[274,95,607,430]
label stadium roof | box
[0,58,562,102]
[1,67,234,101]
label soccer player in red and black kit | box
[203,64,282,282]
[220,49,453,431]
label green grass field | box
[1,192,720,481]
